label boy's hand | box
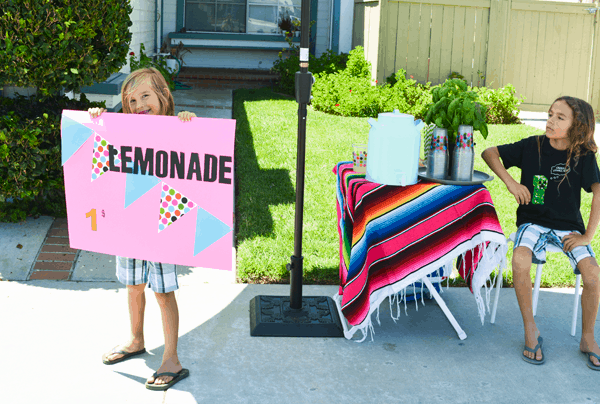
[177,111,196,122]
[507,182,531,205]
[89,107,106,119]
[562,232,591,252]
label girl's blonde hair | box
[537,96,598,190]
[121,67,174,116]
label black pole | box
[289,0,313,310]
[248,1,342,338]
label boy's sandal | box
[145,368,190,391]
[581,351,600,371]
[102,346,147,365]
[522,335,545,365]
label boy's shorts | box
[513,223,596,275]
[116,256,179,293]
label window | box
[185,0,301,34]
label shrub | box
[311,48,432,119]
[271,35,348,95]
[0,95,105,222]
[0,0,133,97]
[472,83,525,124]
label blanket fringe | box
[471,241,508,325]
[341,237,508,342]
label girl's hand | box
[507,182,531,205]
[89,107,106,118]
[178,111,196,122]
[562,232,591,252]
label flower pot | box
[166,59,178,74]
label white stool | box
[491,232,581,336]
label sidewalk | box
[1,97,599,403]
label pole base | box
[249,295,344,337]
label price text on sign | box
[86,208,97,231]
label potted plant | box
[278,14,293,37]
[423,78,488,176]
[292,17,301,37]
[169,41,191,74]
[159,38,178,73]
[424,78,488,144]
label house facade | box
[129,0,354,71]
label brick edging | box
[28,218,79,280]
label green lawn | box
[234,88,598,288]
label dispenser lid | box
[377,110,415,126]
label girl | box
[482,96,600,370]
[90,67,196,390]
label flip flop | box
[102,346,146,365]
[581,351,600,371]
[522,335,545,365]
[146,368,190,391]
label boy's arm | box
[481,146,531,205]
[562,182,600,251]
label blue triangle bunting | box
[61,116,94,165]
[194,208,231,255]
[124,162,161,208]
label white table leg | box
[422,276,467,340]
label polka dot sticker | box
[91,134,121,182]
[157,182,197,233]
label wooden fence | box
[353,0,600,113]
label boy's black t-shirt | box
[497,135,600,233]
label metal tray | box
[418,168,494,185]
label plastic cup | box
[352,143,368,173]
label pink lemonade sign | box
[61,110,235,270]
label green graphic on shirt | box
[532,175,548,205]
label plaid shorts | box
[116,256,179,293]
[513,223,596,275]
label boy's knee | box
[578,257,600,284]
[512,247,533,272]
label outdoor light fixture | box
[249,0,344,338]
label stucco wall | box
[124,0,158,73]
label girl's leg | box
[146,291,183,386]
[512,246,542,360]
[104,283,147,361]
[577,257,600,367]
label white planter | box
[166,59,178,74]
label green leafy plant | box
[311,49,432,119]
[423,78,488,143]
[0,0,133,97]
[472,83,525,124]
[0,94,105,222]
[129,43,176,91]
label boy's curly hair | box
[121,67,175,116]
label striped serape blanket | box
[333,162,507,340]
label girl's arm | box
[562,182,600,251]
[481,146,531,205]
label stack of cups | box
[451,125,474,182]
[352,143,368,173]
[426,128,449,180]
